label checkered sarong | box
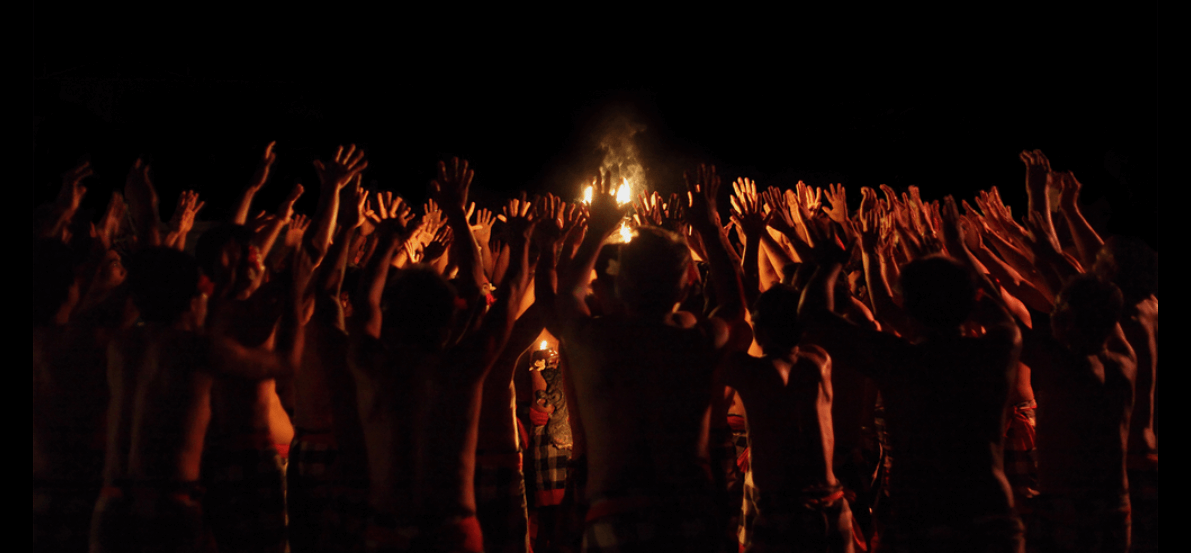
[288,433,369,553]
[742,483,854,553]
[1028,493,1130,553]
[582,493,718,553]
[202,445,287,553]
[710,425,744,553]
[527,424,570,508]
[1003,400,1038,503]
[474,452,530,553]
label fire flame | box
[539,340,548,350]
[616,179,632,205]
[583,185,593,205]
[618,221,634,243]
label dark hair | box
[897,255,975,330]
[382,265,458,349]
[1052,275,1123,353]
[1094,236,1157,303]
[615,226,691,314]
[751,284,804,356]
[194,224,254,278]
[126,247,200,323]
[33,239,78,326]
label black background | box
[34,6,1158,247]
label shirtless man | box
[289,162,372,553]
[91,246,306,553]
[556,167,750,553]
[33,164,125,553]
[725,284,853,552]
[351,159,535,553]
[1093,237,1158,552]
[798,200,1023,553]
[200,145,364,553]
[1023,274,1137,553]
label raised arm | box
[233,142,277,225]
[686,165,746,326]
[458,195,537,374]
[309,144,369,261]
[123,159,163,248]
[730,177,766,304]
[557,170,625,330]
[1021,149,1055,236]
[164,190,205,251]
[1055,171,1104,268]
[38,161,91,240]
[432,158,484,301]
[313,180,369,331]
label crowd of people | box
[33,143,1158,553]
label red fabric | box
[535,489,567,506]
[1003,404,1036,451]
[528,406,551,427]
[737,447,750,475]
[727,414,747,433]
[274,443,290,460]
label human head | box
[125,247,201,324]
[1094,236,1157,304]
[897,255,975,332]
[382,265,458,350]
[751,284,804,356]
[1051,274,1123,355]
[615,226,691,317]
[194,224,261,295]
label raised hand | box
[804,218,853,267]
[92,192,127,251]
[729,179,766,238]
[284,214,311,248]
[859,186,879,219]
[659,192,686,234]
[797,181,823,213]
[823,183,849,224]
[1020,149,1051,196]
[632,191,664,227]
[248,141,277,193]
[470,206,496,247]
[1057,170,1082,212]
[502,195,538,244]
[858,210,881,252]
[313,144,368,191]
[422,225,454,263]
[430,157,474,211]
[124,158,163,247]
[587,168,628,236]
[167,190,205,250]
[684,164,722,229]
[57,160,92,215]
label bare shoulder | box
[796,343,830,365]
[666,310,699,329]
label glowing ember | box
[616,179,632,205]
[539,340,548,350]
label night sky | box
[34,7,1157,248]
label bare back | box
[108,325,213,483]
[725,345,836,494]
[1027,333,1136,498]
[563,315,723,498]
